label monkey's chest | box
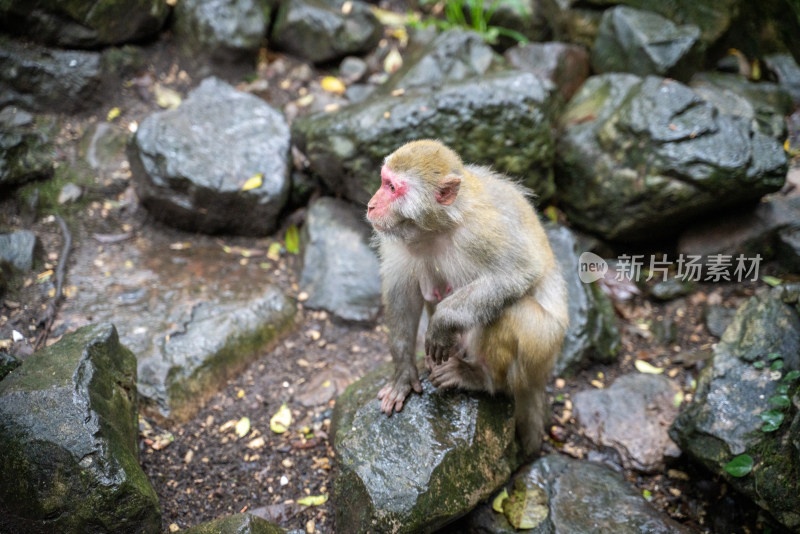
[418,270,457,303]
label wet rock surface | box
[671,286,800,530]
[573,373,682,472]
[174,0,270,62]
[0,229,38,272]
[557,73,787,241]
[0,106,55,187]
[293,70,557,205]
[504,41,589,102]
[0,324,161,533]
[130,77,291,236]
[0,39,104,113]
[332,363,522,533]
[547,224,620,375]
[300,197,381,322]
[449,454,694,533]
[271,0,381,64]
[183,512,288,534]
[54,225,297,422]
[592,6,701,80]
[0,0,168,48]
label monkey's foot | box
[429,355,491,392]
[377,369,422,415]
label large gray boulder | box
[332,363,523,533]
[591,6,701,80]
[546,224,620,375]
[0,324,161,533]
[0,0,168,48]
[293,70,558,206]
[271,0,381,64]
[174,0,269,61]
[300,197,381,322]
[557,74,786,241]
[448,454,693,533]
[0,39,104,113]
[130,77,291,236]
[671,285,800,531]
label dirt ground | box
[1,32,797,534]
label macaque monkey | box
[366,140,568,456]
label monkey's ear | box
[435,175,461,206]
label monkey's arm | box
[425,261,540,363]
[378,276,425,415]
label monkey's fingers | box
[377,383,409,415]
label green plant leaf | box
[767,352,782,360]
[760,410,784,432]
[285,225,300,255]
[771,360,784,371]
[753,361,765,369]
[761,275,782,287]
[777,384,789,394]
[724,454,754,477]
[783,370,800,382]
[769,395,791,408]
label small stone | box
[58,183,83,204]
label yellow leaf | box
[267,242,282,262]
[297,94,315,107]
[492,488,509,512]
[237,389,245,398]
[369,6,418,26]
[235,417,251,438]
[785,139,791,152]
[297,494,328,506]
[390,26,409,46]
[635,360,664,374]
[384,48,403,74]
[107,107,121,121]
[155,85,182,109]
[241,173,263,191]
[321,76,346,95]
[270,403,292,434]
[247,437,266,449]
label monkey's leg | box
[503,297,564,457]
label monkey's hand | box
[377,364,422,415]
[424,324,463,365]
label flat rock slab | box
[573,373,682,472]
[332,363,522,533]
[54,227,297,422]
[0,324,161,533]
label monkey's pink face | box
[366,165,408,231]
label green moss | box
[17,159,95,218]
